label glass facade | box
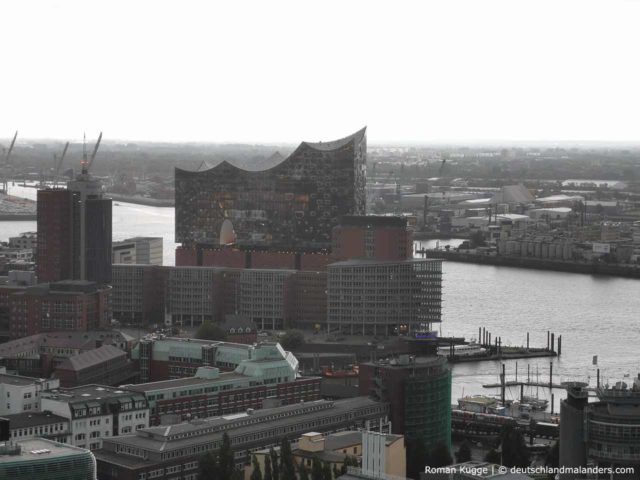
[175,128,367,249]
[404,363,452,451]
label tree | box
[428,443,453,468]
[280,330,305,351]
[406,436,429,480]
[321,461,333,480]
[545,440,559,480]
[195,321,227,341]
[198,451,219,480]
[500,425,530,468]
[270,448,280,480]
[264,454,273,480]
[311,456,323,480]
[455,441,472,463]
[217,432,235,480]
[298,462,310,480]
[279,438,297,480]
[341,455,358,475]
[251,455,263,480]
[484,449,501,464]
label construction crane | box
[53,141,70,187]
[85,131,102,174]
[4,131,18,166]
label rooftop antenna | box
[81,132,88,174]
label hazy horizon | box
[3,0,640,144]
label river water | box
[2,184,639,411]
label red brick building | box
[8,280,112,339]
[332,215,413,261]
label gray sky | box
[3,0,640,144]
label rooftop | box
[0,438,91,464]
[41,384,144,403]
[2,411,68,429]
[98,397,386,455]
[0,373,45,386]
[328,258,441,267]
[55,344,126,372]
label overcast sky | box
[3,0,640,144]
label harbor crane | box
[53,141,70,187]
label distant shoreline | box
[421,249,640,279]
[0,214,37,221]
[109,193,174,207]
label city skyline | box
[3,0,640,144]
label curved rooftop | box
[176,127,366,175]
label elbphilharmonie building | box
[175,127,367,249]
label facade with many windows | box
[40,385,149,451]
[95,397,389,480]
[327,259,442,336]
[175,128,367,250]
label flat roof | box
[42,385,144,402]
[0,438,90,464]
[2,412,68,429]
[328,258,441,267]
[0,373,44,386]
[125,372,247,392]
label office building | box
[113,237,163,265]
[111,264,167,326]
[559,376,640,475]
[332,215,413,261]
[4,411,71,443]
[0,438,96,480]
[54,344,137,388]
[0,330,134,378]
[175,128,367,250]
[327,259,442,336]
[36,189,79,283]
[359,355,451,451]
[8,232,37,250]
[94,397,389,480]
[40,385,149,451]
[250,430,406,479]
[37,168,112,285]
[125,343,319,425]
[132,336,299,383]
[7,280,112,339]
[0,373,60,415]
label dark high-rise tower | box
[36,189,80,283]
[37,141,112,285]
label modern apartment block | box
[125,343,319,425]
[175,128,366,250]
[7,280,112,339]
[327,258,442,336]
[359,355,452,451]
[94,397,389,480]
[40,384,149,451]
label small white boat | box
[438,342,486,357]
